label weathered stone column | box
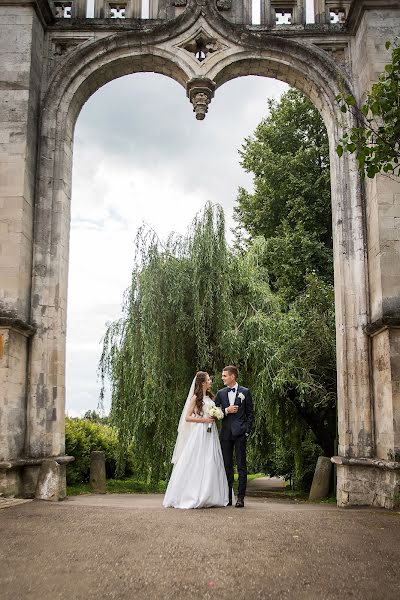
[366,173,400,463]
[328,118,373,460]
[0,0,50,496]
[334,2,400,508]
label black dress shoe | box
[235,496,244,508]
[227,501,232,506]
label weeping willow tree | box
[99,203,232,481]
[217,235,336,488]
[99,204,336,488]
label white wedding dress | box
[163,397,229,509]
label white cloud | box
[66,73,288,416]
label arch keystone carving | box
[179,27,229,64]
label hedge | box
[65,417,119,485]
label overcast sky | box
[66,73,289,417]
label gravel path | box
[1,494,399,599]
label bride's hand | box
[204,417,214,424]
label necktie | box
[227,387,236,393]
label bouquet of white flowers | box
[206,405,224,433]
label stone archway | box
[0,0,399,507]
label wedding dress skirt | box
[163,415,229,509]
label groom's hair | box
[223,365,238,379]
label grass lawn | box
[67,473,265,496]
[67,473,336,503]
[67,478,168,496]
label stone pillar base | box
[0,468,23,497]
[0,457,72,498]
[334,457,400,509]
[35,459,61,501]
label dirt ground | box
[1,494,399,599]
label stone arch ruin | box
[0,0,399,507]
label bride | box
[163,371,229,509]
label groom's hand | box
[226,406,239,414]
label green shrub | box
[65,417,119,485]
[248,428,323,492]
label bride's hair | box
[193,371,214,415]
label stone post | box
[309,457,332,500]
[90,451,106,493]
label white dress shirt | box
[228,385,238,406]
[225,384,238,416]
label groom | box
[215,365,254,508]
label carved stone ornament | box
[186,78,216,120]
[216,0,232,10]
[179,27,229,63]
[192,92,211,119]
[52,38,87,57]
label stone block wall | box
[0,5,44,320]
[0,4,45,492]
[337,464,400,509]
[0,328,28,461]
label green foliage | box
[232,88,336,489]
[336,38,400,178]
[99,203,231,483]
[83,410,110,425]
[99,215,336,487]
[67,477,167,495]
[259,430,323,491]
[99,91,337,491]
[234,89,332,303]
[65,416,120,485]
[228,240,336,465]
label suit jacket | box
[215,385,254,441]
